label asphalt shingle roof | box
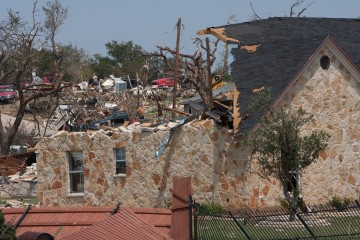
[218,17,360,134]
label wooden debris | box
[214,100,232,111]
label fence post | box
[189,195,193,240]
[170,177,191,240]
[293,207,318,240]
[228,211,252,240]
[193,199,198,240]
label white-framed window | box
[114,148,126,175]
[67,151,84,193]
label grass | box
[19,197,38,205]
[194,214,360,240]
[0,197,38,206]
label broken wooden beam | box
[214,100,232,111]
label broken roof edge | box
[35,119,217,141]
[197,27,239,44]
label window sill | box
[67,193,84,198]
[113,174,127,178]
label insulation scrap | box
[196,27,240,43]
[240,44,261,53]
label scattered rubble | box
[8,163,37,183]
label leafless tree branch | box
[249,0,262,20]
[297,0,315,17]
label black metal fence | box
[191,199,360,240]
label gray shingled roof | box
[218,17,360,135]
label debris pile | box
[39,81,235,134]
[7,163,37,183]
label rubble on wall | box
[0,151,37,198]
[0,163,37,199]
[40,77,235,135]
[7,163,37,183]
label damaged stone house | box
[36,17,360,209]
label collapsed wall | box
[0,164,37,198]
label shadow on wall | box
[155,128,181,208]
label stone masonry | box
[36,45,359,209]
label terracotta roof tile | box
[2,206,113,239]
[2,206,171,239]
[61,208,170,240]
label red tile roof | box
[2,206,113,239]
[2,206,171,240]
[62,208,170,240]
[132,208,172,237]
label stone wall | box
[215,44,360,208]
[0,181,37,198]
[36,46,359,208]
[277,46,360,204]
[36,121,232,207]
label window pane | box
[69,152,83,171]
[116,161,126,174]
[68,152,84,193]
[115,148,126,175]
[70,172,84,193]
[115,148,125,160]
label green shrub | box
[279,198,291,211]
[0,210,17,240]
[328,196,351,211]
[278,198,305,211]
[200,202,225,215]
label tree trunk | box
[205,38,214,108]
[0,138,10,156]
[0,100,27,155]
[282,181,296,221]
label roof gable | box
[273,36,360,109]
[212,17,360,134]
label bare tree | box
[249,0,315,20]
[0,0,68,155]
[288,0,315,17]
[154,37,220,108]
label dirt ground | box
[0,100,19,117]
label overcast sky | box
[1,0,360,56]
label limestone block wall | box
[0,181,37,197]
[232,47,349,208]
[215,45,360,208]
[275,46,360,204]
[36,121,238,207]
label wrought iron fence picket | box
[192,200,360,240]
